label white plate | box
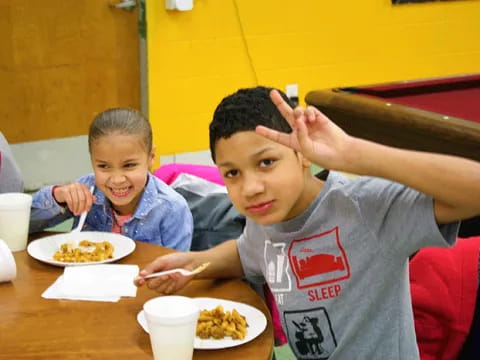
[137,297,267,350]
[27,231,136,267]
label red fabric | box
[360,75,480,123]
[263,284,288,346]
[153,163,224,186]
[372,88,480,123]
[111,210,131,234]
[364,74,480,93]
[410,236,480,360]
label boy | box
[136,87,480,359]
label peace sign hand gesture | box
[255,89,353,171]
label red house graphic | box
[288,227,350,289]
[292,254,345,280]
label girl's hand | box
[135,252,197,295]
[53,183,95,216]
[255,89,354,171]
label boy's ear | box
[297,151,312,169]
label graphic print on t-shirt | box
[284,306,336,359]
[264,240,292,292]
[288,227,350,289]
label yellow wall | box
[146,0,480,157]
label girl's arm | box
[157,199,194,251]
[29,185,72,233]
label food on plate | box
[53,240,114,263]
[196,305,248,340]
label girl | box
[29,108,193,251]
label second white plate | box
[137,297,267,350]
[27,231,136,267]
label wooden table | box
[0,239,273,360]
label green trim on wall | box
[139,0,147,40]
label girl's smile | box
[108,186,133,198]
[90,133,154,215]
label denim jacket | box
[30,173,193,251]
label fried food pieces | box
[53,240,114,263]
[196,305,248,340]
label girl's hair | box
[88,108,152,153]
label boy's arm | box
[345,139,480,224]
[136,239,244,294]
[191,239,244,279]
[257,89,480,224]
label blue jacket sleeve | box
[29,185,72,233]
[29,175,94,233]
[158,200,193,251]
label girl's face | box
[90,133,154,215]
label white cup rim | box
[0,193,32,209]
[0,239,17,282]
[144,296,199,325]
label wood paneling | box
[0,0,140,143]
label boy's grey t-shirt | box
[237,171,459,360]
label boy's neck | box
[284,170,326,222]
[305,172,326,203]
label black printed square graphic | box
[284,307,337,360]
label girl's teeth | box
[111,188,129,196]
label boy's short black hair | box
[209,86,294,162]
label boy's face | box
[215,131,315,225]
[90,133,155,215]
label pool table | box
[305,74,480,161]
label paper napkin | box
[42,264,139,302]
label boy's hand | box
[53,183,95,216]
[135,252,197,295]
[256,89,353,170]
